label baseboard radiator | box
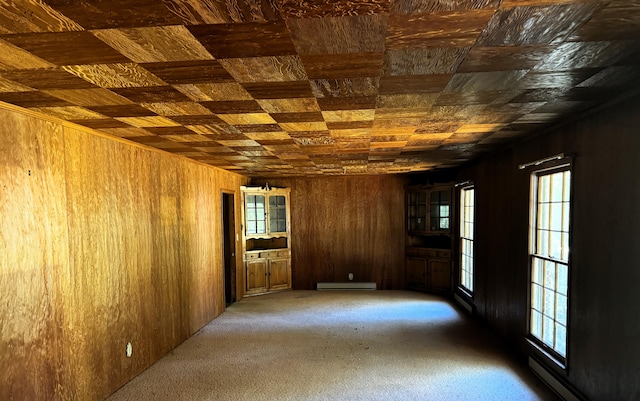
[316,282,377,290]
[529,357,583,401]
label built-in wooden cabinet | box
[405,184,454,294]
[241,186,292,296]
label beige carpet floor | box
[106,290,560,401]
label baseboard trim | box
[529,357,583,401]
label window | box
[460,187,475,293]
[529,167,571,362]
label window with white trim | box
[529,166,571,362]
[460,187,475,293]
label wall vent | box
[316,282,376,290]
[529,357,582,401]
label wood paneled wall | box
[0,103,248,401]
[253,176,407,290]
[457,93,640,401]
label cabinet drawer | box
[256,249,290,258]
[245,252,261,260]
[437,251,451,258]
[406,248,428,257]
[275,249,290,258]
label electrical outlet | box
[348,273,354,281]
[126,342,133,358]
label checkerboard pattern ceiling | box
[1,0,639,177]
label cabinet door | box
[406,257,427,289]
[429,258,451,292]
[246,259,268,294]
[268,195,287,234]
[429,189,451,233]
[407,190,427,232]
[268,258,290,291]
[245,194,266,235]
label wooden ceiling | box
[1,1,639,177]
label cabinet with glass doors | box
[241,186,291,296]
[405,184,454,294]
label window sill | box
[525,337,567,372]
[457,286,473,299]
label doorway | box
[222,192,236,306]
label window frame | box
[459,186,475,295]
[527,162,572,368]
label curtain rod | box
[518,153,565,170]
[454,180,473,188]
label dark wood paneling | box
[458,93,640,401]
[253,175,407,290]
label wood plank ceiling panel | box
[0,0,636,177]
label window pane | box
[556,294,567,325]
[551,173,563,202]
[551,203,563,231]
[555,324,567,357]
[557,263,568,296]
[544,260,556,288]
[540,175,550,202]
[440,217,449,229]
[538,204,550,230]
[549,231,562,259]
[538,230,549,256]
[561,232,569,261]
[247,221,256,234]
[544,287,555,317]
[562,202,570,232]
[543,316,555,346]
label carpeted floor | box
[106,290,560,401]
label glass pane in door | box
[246,195,266,234]
[269,195,287,233]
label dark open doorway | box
[222,192,236,306]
